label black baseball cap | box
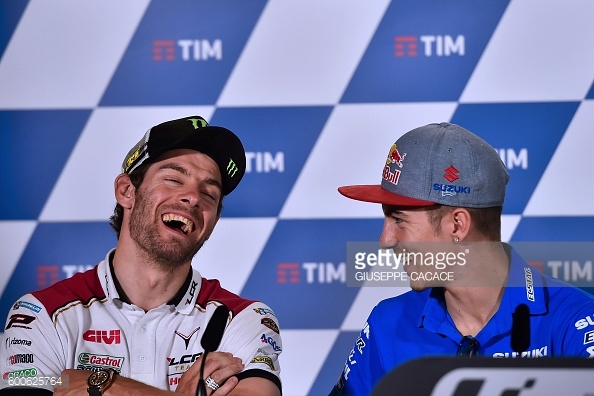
[122,116,246,196]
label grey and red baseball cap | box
[338,122,509,208]
[122,115,246,196]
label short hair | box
[427,205,502,241]
[108,163,224,239]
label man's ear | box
[114,174,135,209]
[450,208,471,242]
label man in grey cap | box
[329,122,594,395]
[0,116,282,396]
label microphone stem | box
[196,350,209,396]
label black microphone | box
[511,303,530,353]
[197,304,229,396]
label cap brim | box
[338,185,436,206]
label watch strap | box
[88,388,102,396]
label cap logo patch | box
[443,165,459,182]
[382,165,401,185]
[187,117,208,129]
[124,149,141,172]
[227,158,239,177]
[386,144,406,168]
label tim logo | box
[444,166,459,182]
[394,35,465,57]
[277,262,346,284]
[153,40,175,61]
[277,263,300,283]
[152,39,222,61]
[37,266,60,287]
[83,330,121,344]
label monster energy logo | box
[187,117,208,129]
[227,158,239,177]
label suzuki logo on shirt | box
[492,346,548,358]
[83,330,121,344]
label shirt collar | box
[99,249,202,315]
[418,244,547,338]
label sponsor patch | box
[575,315,594,331]
[432,183,471,197]
[83,329,121,344]
[386,144,406,168]
[12,301,42,313]
[77,352,124,372]
[5,314,36,330]
[524,267,535,302]
[3,367,38,380]
[260,334,282,352]
[7,354,34,365]
[174,327,200,349]
[261,318,279,334]
[251,355,275,371]
[5,337,32,348]
[253,307,275,316]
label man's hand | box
[175,351,244,395]
[53,352,243,395]
[54,369,108,396]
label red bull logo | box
[386,144,406,168]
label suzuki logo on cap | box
[386,144,406,168]
[443,166,459,182]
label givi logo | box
[83,329,121,344]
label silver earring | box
[454,237,459,243]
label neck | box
[444,242,509,337]
[111,241,192,311]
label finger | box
[204,352,243,374]
[209,375,239,395]
[207,359,243,385]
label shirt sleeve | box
[556,296,594,358]
[329,315,385,396]
[0,295,66,392]
[219,302,282,390]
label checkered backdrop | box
[1,1,594,394]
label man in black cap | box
[0,116,282,396]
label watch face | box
[88,370,110,387]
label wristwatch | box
[87,369,115,396]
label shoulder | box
[197,278,259,316]
[540,272,594,309]
[373,289,430,317]
[30,265,104,317]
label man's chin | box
[409,283,430,292]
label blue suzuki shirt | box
[330,247,594,395]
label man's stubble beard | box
[129,188,209,271]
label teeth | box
[162,213,194,234]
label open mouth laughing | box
[162,213,195,235]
